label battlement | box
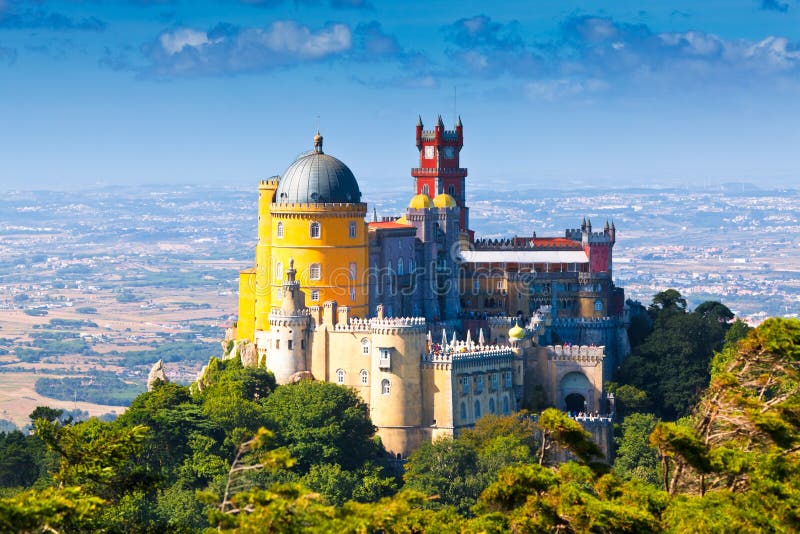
[424,343,513,364]
[546,344,605,362]
[551,317,617,328]
[270,202,368,214]
[259,178,280,188]
[269,307,312,318]
[487,316,517,327]
[419,130,460,141]
[370,317,427,335]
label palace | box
[228,117,628,459]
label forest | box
[1,290,799,533]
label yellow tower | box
[269,132,368,317]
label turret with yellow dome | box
[433,193,457,209]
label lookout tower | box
[412,116,469,233]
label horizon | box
[1,1,799,190]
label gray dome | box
[275,135,361,204]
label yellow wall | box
[255,180,278,331]
[237,269,256,342]
[269,203,369,318]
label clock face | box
[442,146,455,160]
[424,146,435,159]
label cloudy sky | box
[1,0,799,191]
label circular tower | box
[269,132,369,317]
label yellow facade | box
[237,268,256,342]
[255,180,278,331]
[269,203,368,318]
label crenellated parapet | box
[552,316,618,328]
[332,316,372,333]
[547,344,605,362]
[422,344,514,370]
[370,316,428,335]
[487,316,517,327]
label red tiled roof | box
[532,238,582,249]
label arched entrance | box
[565,393,586,413]
[560,372,593,413]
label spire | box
[587,218,592,229]
[441,328,448,347]
[286,258,296,283]
[478,328,485,346]
[437,114,444,128]
[372,207,377,222]
[611,219,616,230]
[604,220,610,230]
[465,329,472,347]
[456,115,462,128]
[313,130,323,154]
[417,115,423,127]
[451,330,458,346]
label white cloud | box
[159,28,214,55]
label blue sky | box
[1,0,799,192]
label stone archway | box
[560,371,593,412]
[565,393,586,413]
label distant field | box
[0,371,124,429]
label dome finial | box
[313,130,323,153]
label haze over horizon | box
[1,0,799,191]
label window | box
[350,288,356,301]
[505,371,513,388]
[361,338,370,355]
[310,263,321,280]
[461,376,469,395]
[489,398,496,414]
[474,400,481,419]
[408,258,414,273]
[349,221,357,238]
[496,281,503,290]
[422,184,430,196]
[379,349,391,369]
[460,401,467,420]
[503,396,510,415]
[310,221,320,239]
[475,375,484,394]
[490,373,498,391]
[276,222,284,238]
[360,369,369,385]
[448,184,456,196]
[311,289,320,302]
[275,339,280,349]
[473,279,480,292]
[336,369,345,384]
[287,340,293,350]
[381,379,390,395]
[276,262,283,279]
[594,299,603,312]
[397,258,404,275]
[349,262,357,281]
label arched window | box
[349,262,357,281]
[360,369,369,385]
[397,258,404,275]
[422,184,430,196]
[310,221,321,239]
[381,379,390,395]
[336,369,345,385]
[460,401,467,421]
[594,299,603,311]
[474,400,481,419]
[408,258,414,273]
[489,398,496,414]
[502,396,510,415]
[276,221,284,238]
[276,262,283,279]
[361,338,370,355]
[448,184,456,196]
[309,263,321,280]
[310,289,320,302]
[349,221,357,238]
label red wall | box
[590,245,609,272]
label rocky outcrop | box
[147,359,168,391]
[239,342,258,368]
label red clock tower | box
[412,115,470,232]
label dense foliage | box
[1,304,798,533]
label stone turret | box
[267,259,311,384]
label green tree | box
[614,412,660,486]
[261,380,378,473]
